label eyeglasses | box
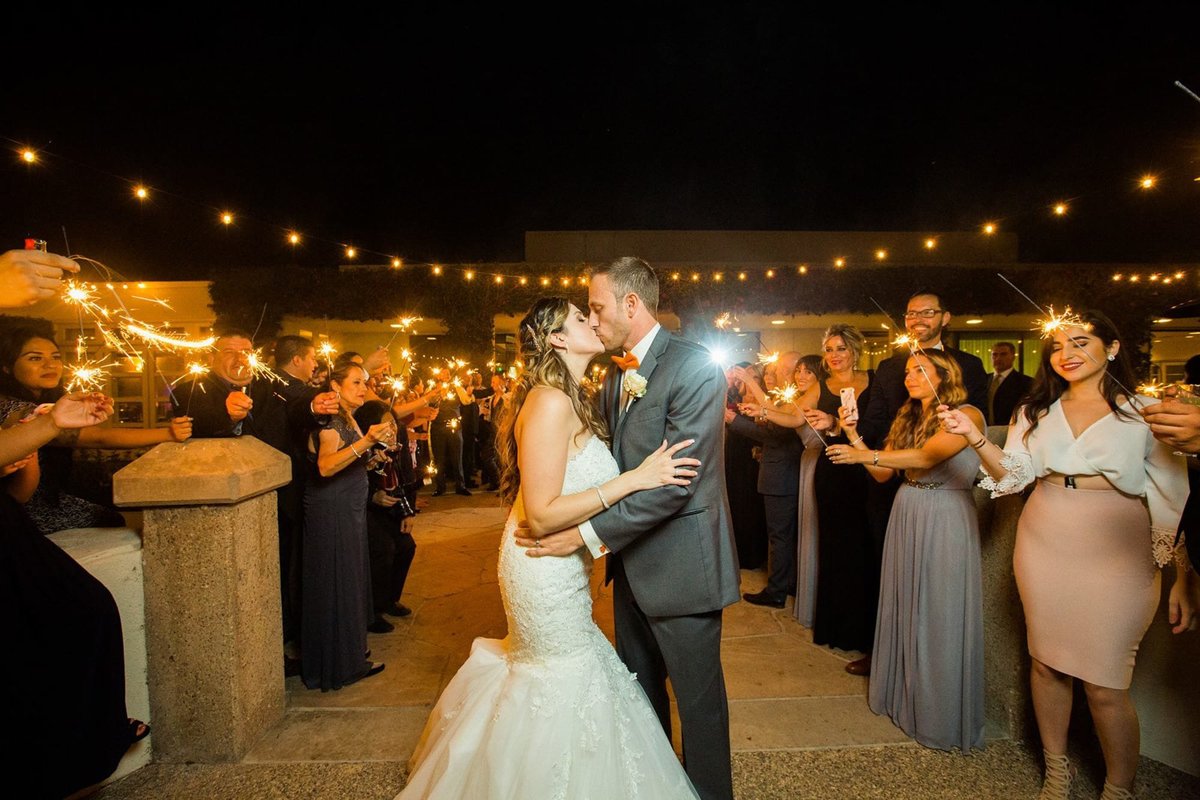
[903,309,944,320]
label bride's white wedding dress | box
[398,436,698,799]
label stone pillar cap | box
[114,437,291,507]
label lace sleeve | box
[978,451,1034,497]
[1152,528,1191,570]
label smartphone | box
[839,386,858,424]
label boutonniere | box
[622,371,648,399]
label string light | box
[875,249,888,261]
[765,269,776,278]
[924,238,937,250]
[1053,202,1068,216]
[982,222,997,235]
[798,265,808,275]
[20,149,36,164]
[737,272,747,281]
[1140,175,1157,190]
[691,273,701,283]
[1112,273,1123,281]
[670,272,680,282]
[345,246,357,259]
[220,212,234,226]
[540,276,550,286]
[391,258,402,268]
[432,265,443,276]
[493,275,503,285]
[713,272,724,282]
[464,270,475,281]
[519,277,528,286]
[562,277,572,287]
[134,185,149,200]
[834,258,845,268]
[288,232,301,245]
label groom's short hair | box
[590,257,659,314]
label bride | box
[398,297,702,799]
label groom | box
[518,257,740,800]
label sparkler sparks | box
[122,322,217,351]
[131,295,174,311]
[65,358,115,392]
[714,312,733,330]
[1034,306,1089,338]
[757,351,779,366]
[172,362,211,386]
[768,383,799,406]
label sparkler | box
[131,295,174,311]
[757,351,779,366]
[1033,306,1088,338]
[714,312,733,330]
[122,322,217,351]
[318,341,338,369]
[65,357,115,392]
[242,348,284,384]
[177,362,210,418]
[768,383,799,406]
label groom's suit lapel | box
[612,330,669,457]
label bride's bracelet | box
[595,486,611,510]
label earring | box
[1106,354,1116,361]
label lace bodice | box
[498,436,620,662]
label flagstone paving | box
[94,491,1200,799]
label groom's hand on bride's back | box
[514,524,585,558]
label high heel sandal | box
[1099,781,1134,800]
[1037,750,1075,800]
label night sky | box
[4,7,1199,280]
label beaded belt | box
[904,478,944,490]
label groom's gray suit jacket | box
[590,329,741,617]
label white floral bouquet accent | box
[623,372,648,399]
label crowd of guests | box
[0,246,523,797]
[727,288,1197,800]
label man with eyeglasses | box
[846,289,988,677]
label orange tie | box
[611,353,639,371]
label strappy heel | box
[1037,750,1075,800]
[1099,780,1135,800]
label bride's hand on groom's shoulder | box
[514,524,585,558]
[629,439,701,491]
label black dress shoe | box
[361,662,385,680]
[455,486,473,496]
[367,616,395,634]
[431,489,445,497]
[845,655,872,676]
[742,591,785,608]
[384,602,412,618]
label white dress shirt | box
[578,323,663,558]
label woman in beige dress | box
[940,310,1194,800]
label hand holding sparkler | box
[310,391,339,416]
[47,392,114,429]
[802,407,837,433]
[1140,400,1200,453]
[0,250,79,307]
[363,346,391,377]
[168,416,193,442]
[226,389,254,422]
[937,405,981,439]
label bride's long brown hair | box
[495,298,609,506]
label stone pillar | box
[113,437,291,763]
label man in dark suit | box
[518,257,740,800]
[727,351,804,608]
[175,327,337,666]
[852,289,989,677]
[987,341,1033,425]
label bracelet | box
[849,436,864,446]
[595,486,611,509]
[970,436,988,450]
[759,408,767,421]
[872,451,879,466]
[350,443,363,458]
